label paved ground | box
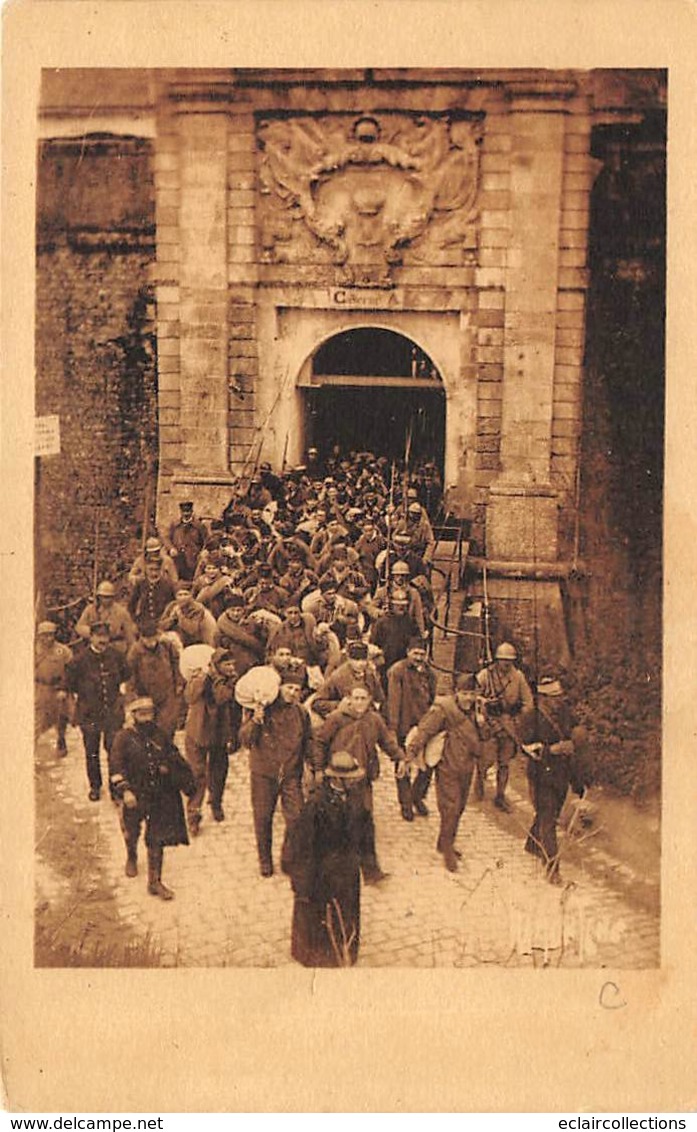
[35,722,659,969]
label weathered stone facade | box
[37,68,666,581]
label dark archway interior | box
[304,327,445,470]
[304,385,445,468]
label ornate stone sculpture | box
[257,113,481,284]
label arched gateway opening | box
[299,328,446,474]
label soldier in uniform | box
[475,641,534,812]
[34,621,72,753]
[109,697,196,899]
[165,500,208,582]
[128,554,176,630]
[406,672,481,872]
[75,580,137,657]
[66,621,130,801]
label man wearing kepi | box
[109,697,196,899]
[66,621,130,801]
[406,672,481,872]
[387,636,437,821]
[239,669,312,878]
[475,641,534,812]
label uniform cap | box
[495,642,517,661]
[455,672,477,692]
[408,501,422,514]
[37,621,58,635]
[537,677,563,697]
[407,637,427,653]
[392,560,410,575]
[130,696,155,713]
[280,670,305,687]
[96,581,116,597]
[144,538,162,555]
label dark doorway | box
[303,327,445,473]
[304,384,445,468]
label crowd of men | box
[35,449,589,963]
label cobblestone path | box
[35,724,660,969]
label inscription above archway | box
[257,113,482,285]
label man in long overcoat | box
[286,752,366,967]
[109,697,196,899]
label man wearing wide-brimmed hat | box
[286,751,366,967]
[519,675,591,884]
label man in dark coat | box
[183,649,241,832]
[66,622,130,801]
[369,589,419,681]
[109,697,196,899]
[239,670,313,878]
[126,620,183,740]
[128,556,176,629]
[520,676,591,883]
[287,751,366,968]
[406,672,481,872]
[165,500,208,582]
[313,640,384,719]
[387,637,437,821]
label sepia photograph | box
[32,64,665,972]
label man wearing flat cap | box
[239,669,313,878]
[312,639,384,719]
[109,697,196,899]
[406,672,482,872]
[35,621,73,753]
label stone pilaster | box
[487,80,576,562]
[155,81,235,520]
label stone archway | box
[255,302,477,511]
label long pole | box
[93,504,101,594]
[141,451,153,556]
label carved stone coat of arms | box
[257,113,482,285]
